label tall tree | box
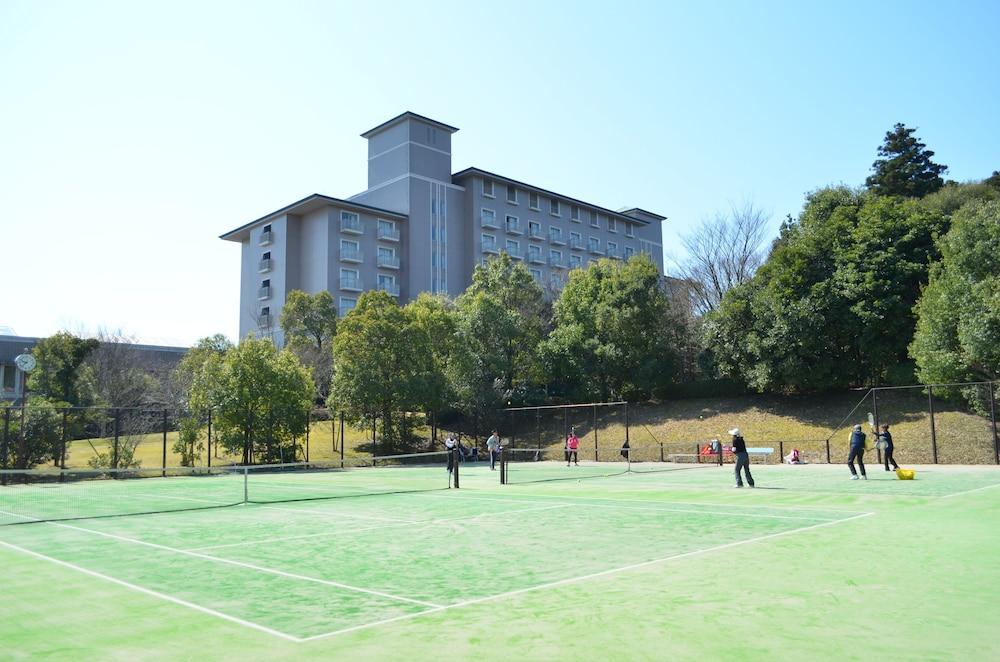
[675,200,769,314]
[279,290,338,400]
[189,337,313,464]
[405,293,458,440]
[543,255,675,400]
[26,332,99,406]
[911,199,1000,385]
[865,123,947,198]
[328,291,427,451]
[85,329,159,408]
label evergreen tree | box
[865,123,947,198]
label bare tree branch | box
[675,200,769,315]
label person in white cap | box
[729,427,754,488]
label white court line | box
[414,492,840,521]
[299,511,876,642]
[188,504,574,552]
[0,539,303,642]
[258,505,416,523]
[12,516,441,609]
[939,482,1000,499]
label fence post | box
[452,447,460,489]
[112,409,121,470]
[207,408,213,468]
[60,409,68,469]
[305,410,310,463]
[339,412,345,468]
[161,409,168,476]
[826,439,831,464]
[991,382,999,465]
[928,386,938,464]
[593,404,599,462]
[779,440,784,461]
[1,407,10,482]
[872,389,882,465]
[624,403,630,457]
[659,441,664,463]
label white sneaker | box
[850,475,859,480]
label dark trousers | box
[847,445,866,476]
[734,451,754,486]
[489,449,498,470]
[566,450,578,465]
[884,445,899,471]
[447,451,455,473]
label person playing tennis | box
[847,424,867,480]
[486,429,501,471]
[566,428,580,466]
[729,427,754,488]
[878,424,900,472]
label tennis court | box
[2,456,999,660]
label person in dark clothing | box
[878,424,899,471]
[847,424,867,480]
[729,427,754,488]
[620,439,630,460]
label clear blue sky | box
[2,0,997,346]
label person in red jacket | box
[566,428,580,466]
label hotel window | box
[505,239,520,256]
[570,230,581,247]
[505,215,521,233]
[549,226,563,243]
[549,249,563,264]
[529,268,542,282]
[590,212,599,227]
[341,239,361,261]
[377,273,397,293]
[608,241,618,257]
[378,218,399,240]
[507,185,518,204]
[340,210,361,232]
[624,246,635,259]
[529,192,540,210]
[569,254,582,268]
[571,205,580,222]
[550,199,560,216]
[528,244,542,261]
[481,233,497,250]
[608,217,617,233]
[625,223,634,238]
[589,237,600,251]
[481,208,497,227]
[483,179,494,197]
[260,306,270,317]
[339,297,356,316]
[528,220,541,238]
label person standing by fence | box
[878,424,899,472]
[566,428,580,466]
[847,424,867,480]
[729,428,755,488]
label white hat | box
[729,428,741,436]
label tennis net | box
[0,450,455,526]
[500,445,716,485]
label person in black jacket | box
[847,424,867,480]
[729,427,754,488]
[879,424,899,472]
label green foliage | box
[26,332,99,406]
[985,171,1000,190]
[705,186,951,392]
[911,200,1000,387]
[328,291,429,450]
[0,398,62,469]
[404,293,458,421]
[542,255,676,400]
[279,290,337,400]
[189,336,313,464]
[172,415,205,467]
[865,123,947,198]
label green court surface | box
[2,460,999,660]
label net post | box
[779,440,784,462]
[161,409,168,477]
[928,386,938,464]
[624,401,630,454]
[452,447,460,489]
[825,439,831,464]
[499,447,506,485]
[990,381,999,465]
[305,410,310,463]
[872,388,882,465]
[339,412,345,468]
[718,441,722,466]
[593,404,598,462]
[243,465,249,503]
